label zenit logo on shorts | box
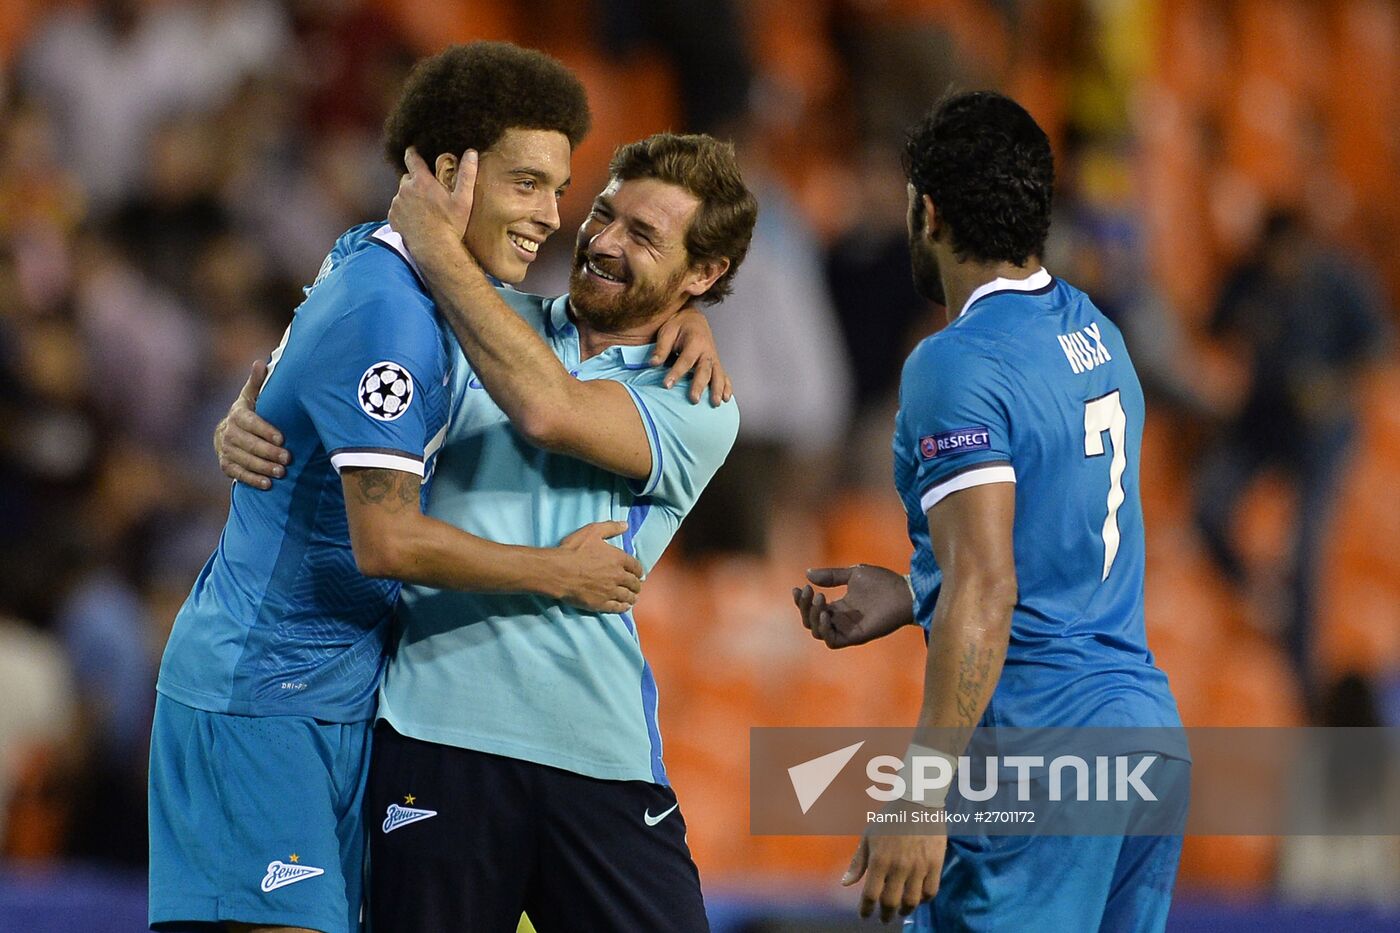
[382,802,438,833]
[261,858,325,892]
[920,426,992,460]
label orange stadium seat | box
[820,489,913,573]
[2,743,70,860]
[1179,835,1278,891]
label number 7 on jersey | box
[1083,390,1127,581]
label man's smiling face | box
[568,176,706,332]
[462,127,572,284]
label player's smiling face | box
[568,176,714,332]
[461,127,572,285]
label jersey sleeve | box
[897,333,1016,514]
[621,379,740,513]
[299,292,444,477]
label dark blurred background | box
[0,0,1396,929]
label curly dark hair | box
[608,133,758,305]
[382,42,591,171]
[903,91,1054,266]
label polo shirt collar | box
[958,267,1052,318]
[554,297,655,370]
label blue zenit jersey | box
[894,269,1181,731]
[157,223,453,722]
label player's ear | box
[682,257,729,299]
[433,153,458,191]
[920,193,942,242]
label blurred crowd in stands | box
[0,0,1396,905]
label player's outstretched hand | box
[842,820,946,923]
[390,146,477,253]
[793,564,916,649]
[651,304,733,406]
[216,360,290,490]
[555,521,645,614]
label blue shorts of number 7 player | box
[148,223,452,933]
[908,834,1185,932]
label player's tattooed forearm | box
[954,643,996,725]
[347,468,418,512]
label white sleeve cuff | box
[329,449,425,476]
[920,464,1015,512]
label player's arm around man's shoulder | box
[212,297,644,614]
[388,147,733,483]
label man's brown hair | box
[608,133,758,304]
[383,42,590,171]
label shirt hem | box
[380,711,661,785]
[155,682,375,724]
[151,898,345,933]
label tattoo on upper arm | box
[954,643,996,725]
[345,468,419,513]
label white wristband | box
[900,744,958,808]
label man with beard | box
[224,133,756,930]
[793,92,1186,929]
[374,132,754,931]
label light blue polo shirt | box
[377,292,739,784]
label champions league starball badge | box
[358,361,414,421]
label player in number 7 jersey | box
[792,92,1186,930]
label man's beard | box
[909,230,946,306]
[568,253,685,332]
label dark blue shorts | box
[147,695,371,933]
[366,722,709,932]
